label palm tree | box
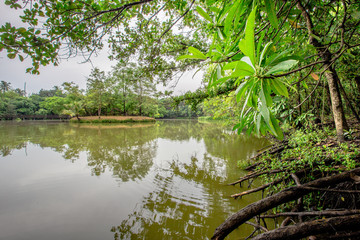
[0,81,11,93]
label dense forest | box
[0,66,204,119]
[1,0,360,239]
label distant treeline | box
[0,78,204,120]
[1,115,70,120]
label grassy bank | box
[70,116,156,123]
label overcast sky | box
[0,2,202,95]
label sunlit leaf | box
[259,42,272,66]
[223,61,238,70]
[239,7,257,66]
[196,6,213,23]
[188,46,207,59]
[224,1,240,35]
[176,55,206,60]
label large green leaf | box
[270,55,303,66]
[259,88,272,128]
[258,42,272,66]
[235,80,250,102]
[188,46,207,59]
[176,55,206,60]
[240,56,255,69]
[259,86,278,136]
[238,7,257,66]
[262,79,273,106]
[270,113,284,140]
[256,113,262,135]
[271,78,289,97]
[223,61,237,70]
[224,1,240,35]
[256,31,266,62]
[196,6,213,23]
[177,46,207,61]
[266,49,291,66]
[265,59,298,75]
[264,0,278,29]
[231,60,254,77]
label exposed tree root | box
[211,168,360,240]
[251,215,360,240]
[260,209,360,218]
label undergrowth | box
[246,126,360,211]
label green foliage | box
[1,0,359,141]
[40,96,66,115]
[178,5,303,140]
[0,68,205,120]
[253,127,360,211]
[1,0,207,79]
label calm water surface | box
[0,120,270,240]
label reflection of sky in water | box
[0,121,269,240]
[153,138,207,166]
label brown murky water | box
[0,120,270,240]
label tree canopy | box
[1,0,360,141]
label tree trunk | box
[123,86,127,116]
[297,1,348,141]
[324,65,348,140]
[355,76,360,94]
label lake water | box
[0,120,270,240]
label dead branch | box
[229,169,283,186]
[245,221,269,232]
[231,179,284,199]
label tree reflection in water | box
[113,153,260,239]
[0,121,158,182]
[0,120,269,239]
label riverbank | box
[69,116,156,123]
[213,121,360,239]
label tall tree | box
[111,62,138,115]
[86,68,109,118]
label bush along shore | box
[212,122,360,240]
[69,116,156,123]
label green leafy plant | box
[178,6,299,140]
